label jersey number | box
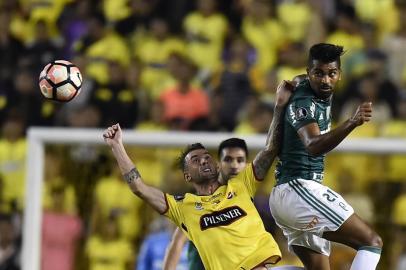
[322,189,338,202]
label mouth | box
[201,167,212,173]
[320,85,332,92]
[320,86,331,92]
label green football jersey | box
[275,79,332,185]
[187,241,205,270]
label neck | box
[194,179,221,195]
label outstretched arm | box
[253,80,294,180]
[163,227,188,270]
[298,102,372,156]
[103,124,168,214]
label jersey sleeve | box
[163,193,184,228]
[233,163,257,198]
[286,97,317,131]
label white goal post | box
[22,127,406,270]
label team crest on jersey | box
[200,206,247,230]
[295,107,308,120]
[195,202,203,210]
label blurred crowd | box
[1,0,406,269]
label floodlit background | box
[1,0,406,269]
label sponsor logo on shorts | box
[200,206,246,230]
[303,216,319,229]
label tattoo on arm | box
[123,168,141,184]
[253,106,285,179]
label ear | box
[184,172,192,182]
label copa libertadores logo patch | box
[200,206,247,230]
[295,107,308,120]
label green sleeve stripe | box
[292,180,344,223]
[288,181,342,227]
[359,246,382,254]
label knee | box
[367,232,383,248]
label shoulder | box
[291,80,315,102]
[230,163,256,183]
[170,192,197,203]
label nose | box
[321,75,329,84]
[200,157,208,165]
[230,159,238,169]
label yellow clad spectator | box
[242,0,284,76]
[42,152,77,215]
[381,5,406,86]
[380,98,406,181]
[134,18,185,99]
[361,0,399,42]
[13,0,72,44]
[91,169,143,241]
[326,6,365,80]
[102,0,131,22]
[183,0,228,75]
[354,0,393,23]
[276,0,312,42]
[392,191,406,226]
[0,116,26,211]
[235,99,273,135]
[326,7,364,53]
[86,216,134,270]
[75,13,130,84]
[275,42,307,83]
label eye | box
[313,71,323,77]
[223,157,231,162]
[329,71,337,77]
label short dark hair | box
[177,143,206,171]
[308,43,345,68]
[218,138,248,159]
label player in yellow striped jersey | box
[103,80,295,270]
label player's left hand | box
[350,102,373,126]
[275,80,295,107]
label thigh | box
[291,245,330,270]
[323,213,382,250]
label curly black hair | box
[308,43,345,68]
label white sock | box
[350,246,382,270]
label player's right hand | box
[275,80,295,107]
[350,102,373,126]
[103,123,122,146]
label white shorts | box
[269,179,354,256]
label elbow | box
[304,141,323,156]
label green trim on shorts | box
[293,180,344,223]
[289,180,343,227]
[359,246,382,254]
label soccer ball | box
[39,60,82,102]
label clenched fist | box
[103,123,122,146]
[350,102,373,126]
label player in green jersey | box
[162,138,249,270]
[269,43,383,270]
